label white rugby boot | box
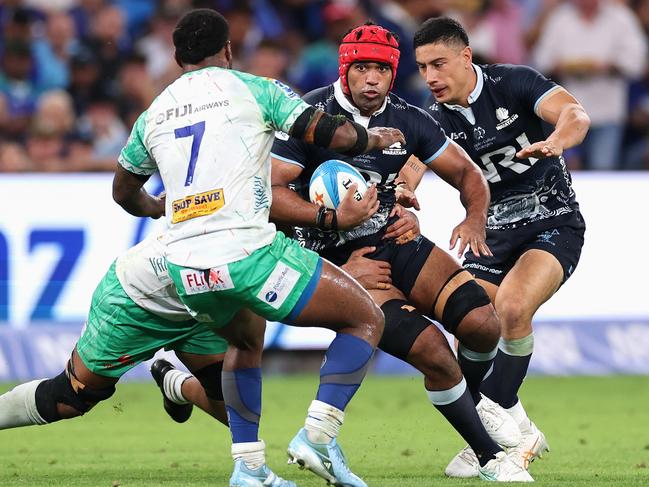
[509,419,550,470]
[476,395,522,447]
[478,451,534,482]
[445,445,479,478]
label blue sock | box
[221,368,261,443]
[316,333,374,411]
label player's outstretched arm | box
[427,141,492,258]
[288,106,405,155]
[112,165,165,219]
[516,88,590,160]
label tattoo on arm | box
[407,158,423,173]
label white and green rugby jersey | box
[115,235,191,322]
[118,67,311,268]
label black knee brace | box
[435,279,491,334]
[378,299,432,361]
[34,370,116,423]
[193,361,224,401]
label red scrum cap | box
[339,22,400,95]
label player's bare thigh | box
[288,259,384,346]
[491,249,563,340]
[407,245,468,311]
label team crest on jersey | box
[495,107,519,130]
[382,141,407,155]
[272,79,299,99]
[474,126,486,140]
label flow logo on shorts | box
[256,262,300,309]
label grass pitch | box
[0,375,648,486]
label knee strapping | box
[193,361,224,401]
[34,368,116,423]
[433,271,491,334]
[379,299,431,361]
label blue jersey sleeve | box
[500,64,560,116]
[412,106,450,164]
[271,130,308,168]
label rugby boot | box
[476,394,522,447]
[445,445,480,478]
[287,427,367,487]
[478,451,534,482]
[508,420,550,470]
[230,459,296,487]
[150,359,193,423]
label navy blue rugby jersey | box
[272,79,449,262]
[425,64,580,231]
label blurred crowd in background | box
[1,0,649,173]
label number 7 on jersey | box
[174,121,205,186]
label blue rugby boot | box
[230,459,296,487]
[287,428,367,487]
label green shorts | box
[76,262,228,378]
[167,231,322,325]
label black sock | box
[429,379,501,466]
[481,335,534,408]
[458,344,496,405]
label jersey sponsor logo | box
[208,265,235,291]
[474,126,486,140]
[256,262,301,309]
[171,189,225,223]
[272,79,299,99]
[180,269,210,295]
[156,104,193,125]
[275,130,290,141]
[450,131,467,140]
[382,141,407,155]
[495,107,519,130]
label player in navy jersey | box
[407,17,590,477]
[271,21,534,482]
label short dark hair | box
[173,8,229,66]
[413,17,469,50]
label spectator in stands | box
[533,0,647,170]
[66,46,109,116]
[0,40,41,141]
[77,93,128,170]
[291,0,367,94]
[33,11,78,91]
[117,54,156,127]
[243,38,291,82]
[136,5,183,91]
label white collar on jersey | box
[442,64,483,125]
[333,78,389,128]
[443,64,484,110]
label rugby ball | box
[309,160,368,209]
